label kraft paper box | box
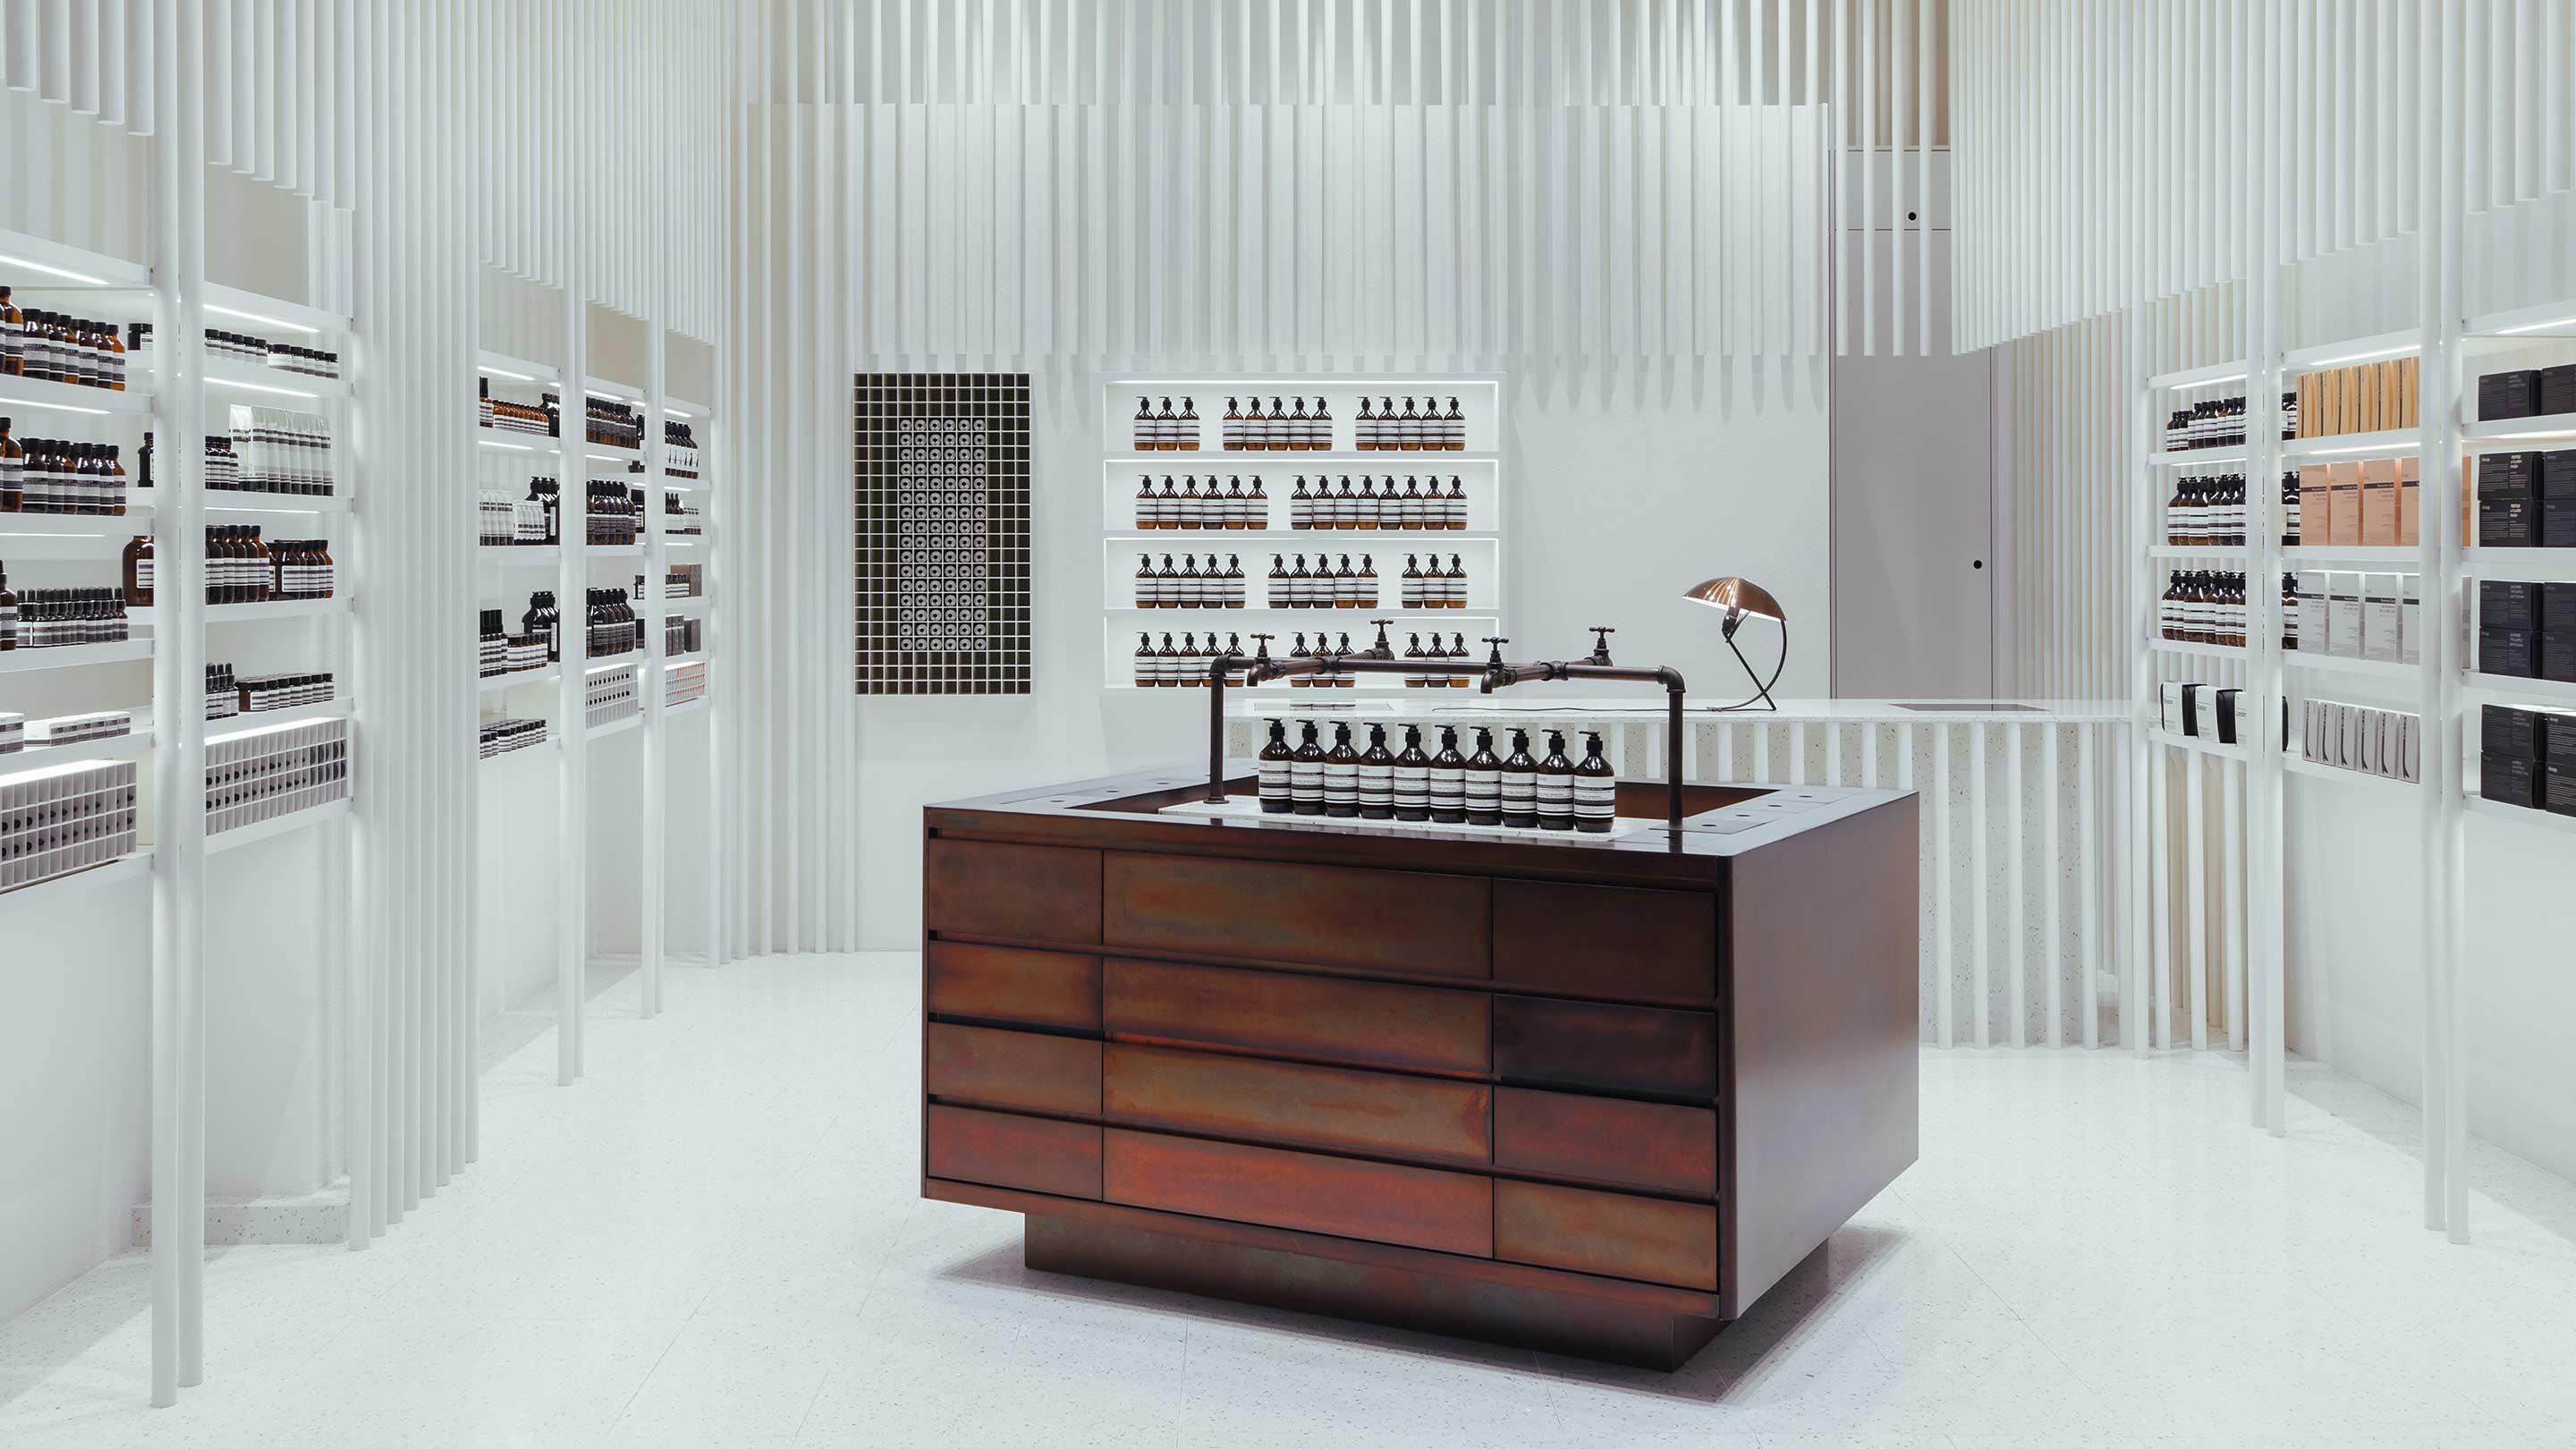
[2380,360,2405,431]
[2397,355,2420,427]
[2327,462,2364,545]
[2354,364,2382,434]
[2397,455,2420,546]
[2360,458,2400,546]
[2300,464,2333,535]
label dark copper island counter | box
[919,768,1919,1369]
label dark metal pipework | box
[1205,650,1690,835]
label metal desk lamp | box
[1682,576,1786,711]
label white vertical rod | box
[2128,307,2154,1056]
[2223,756,2247,1052]
[2044,722,2064,1048]
[1790,721,1808,784]
[555,0,587,1085]
[172,0,210,1390]
[2245,0,2288,1138]
[2006,720,2026,1046]
[642,87,670,1018]
[2148,740,2171,1051]
[144,0,195,1404]
[1754,721,1771,783]
[2079,722,2102,1049]
[1827,722,1844,787]
[1861,717,1879,788]
[2419,0,2470,1241]
[1935,721,1954,1048]
[2183,749,2208,1051]
[1970,720,1990,1046]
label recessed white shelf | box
[202,281,348,336]
[2463,412,2576,445]
[2148,545,2248,560]
[2146,360,2250,392]
[479,669,559,695]
[478,350,559,386]
[0,516,140,558]
[2282,546,2423,566]
[585,714,641,741]
[133,597,349,624]
[0,849,155,913]
[2462,548,2576,581]
[2465,794,2576,834]
[2149,447,2249,467]
[2284,754,2417,794]
[202,493,352,514]
[206,797,350,855]
[2147,727,2244,759]
[665,698,709,719]
[2284,428,2418,458]
[2463,672,2576,705]
[2287,652,2418,682]
[0,639,154,674]
[2282,329,2420,371]
[2149,639,2244,662]
[479,546,562,564]
[475,431,552,452]
[585,544,643,559]
[0,722,153,770]
[0,374,152,417]
[0,226,151,288]
[177,354,349,402]
[216,699,350,730]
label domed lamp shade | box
[1681,576,1787,711]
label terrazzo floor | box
[4,952,2574,1448]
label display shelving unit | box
[2132,283,2576,1244]
[1096,376,1510,691]
[470,341,719,1082]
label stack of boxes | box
[2475,363,2576,424]
[2477,580,2576,683]
[2300,699,2421,784]
[2480,704,2576,816]
[2295,456,2421,550]
[2157,683,2285,748]
[2473,448,2576,550]
[0,758,140,890]
[2294,357,2421,438]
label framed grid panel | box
[854,372,1032,694]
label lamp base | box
[1698,623,1785,712]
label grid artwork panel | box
[854,372,1031,694]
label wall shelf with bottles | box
[1098,376,1508,691]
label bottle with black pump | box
[1448,632,1471,687]
[1132,631,1156,688]
[1332,632,1356,686]
[1462,726,1502,825]
[1402,632,1428,686]
[1288,632,1312,687]
[1536,731,1576,830]
[1258,720,1293,813]
[1428,727,1467,822]
[1357,725,1396,819]
[1499,728,1539,828]
[1573,733,1615,833]
[1289,721,1326,815]
[1323,724,1360,817]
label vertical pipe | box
[2184,750,2208,1051]
[2149,740,2171,1051]
[1970,720,1990,1047]
[2044,722,2063,1048]
[2128,308,2153,1056]
[144,0,187,1405]
[2079,721,2102,1050]
[1934,721,1954,1048]
[2006,721,2026,1046]
[557,0,586,1085]
[2223,756,2247,1052]
[172,0,209,1389]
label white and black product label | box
[1290,755,1325,809]
[1358,760,1394,814]
[1535,771,1574,824]
[1429,764,1466,815]
[1258,757,1291,806]
[1499,770,1537,818]
[1465,767,1502,816]
[1574,775,1616,826]
[1322,758,1358,809]
[1393,763,1429,815]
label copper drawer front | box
[925,1023,1103,1117]
[1492,881,1718,1005]
[1495,1180,1718,1291]
[1493,1088,1717,1198]
[925,839,1103,945]
[1103,852,1490,979]
[1492,996,1718,1101]
[926,1105,1102,1200]
[1103,1128,1494,1258]
[1104,1043,1492,1165]
[1104,958,1489,1077]
[926,942,1101,1032]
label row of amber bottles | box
[1257,722,1612,830]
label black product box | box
[2545,631,2576,684]
[2481,496,2538,547]
[2483,703,2546,758]
[2543,450,2576,497]
[2484,751,2541,808]
[2546,711,2576,767]
[2482,579,2542,631]
[2545,364,2576,417]
[2480,626,2539,678]
[2479,451,2538,498]
[2546,495,2576,548]
[2548,581,2576,631]
[2548,761,2576,817]
[2481,369,2542,419]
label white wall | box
[852,362,1830,949]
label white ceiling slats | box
[1,0,724,341]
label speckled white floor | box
[4,952,2574,1449]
